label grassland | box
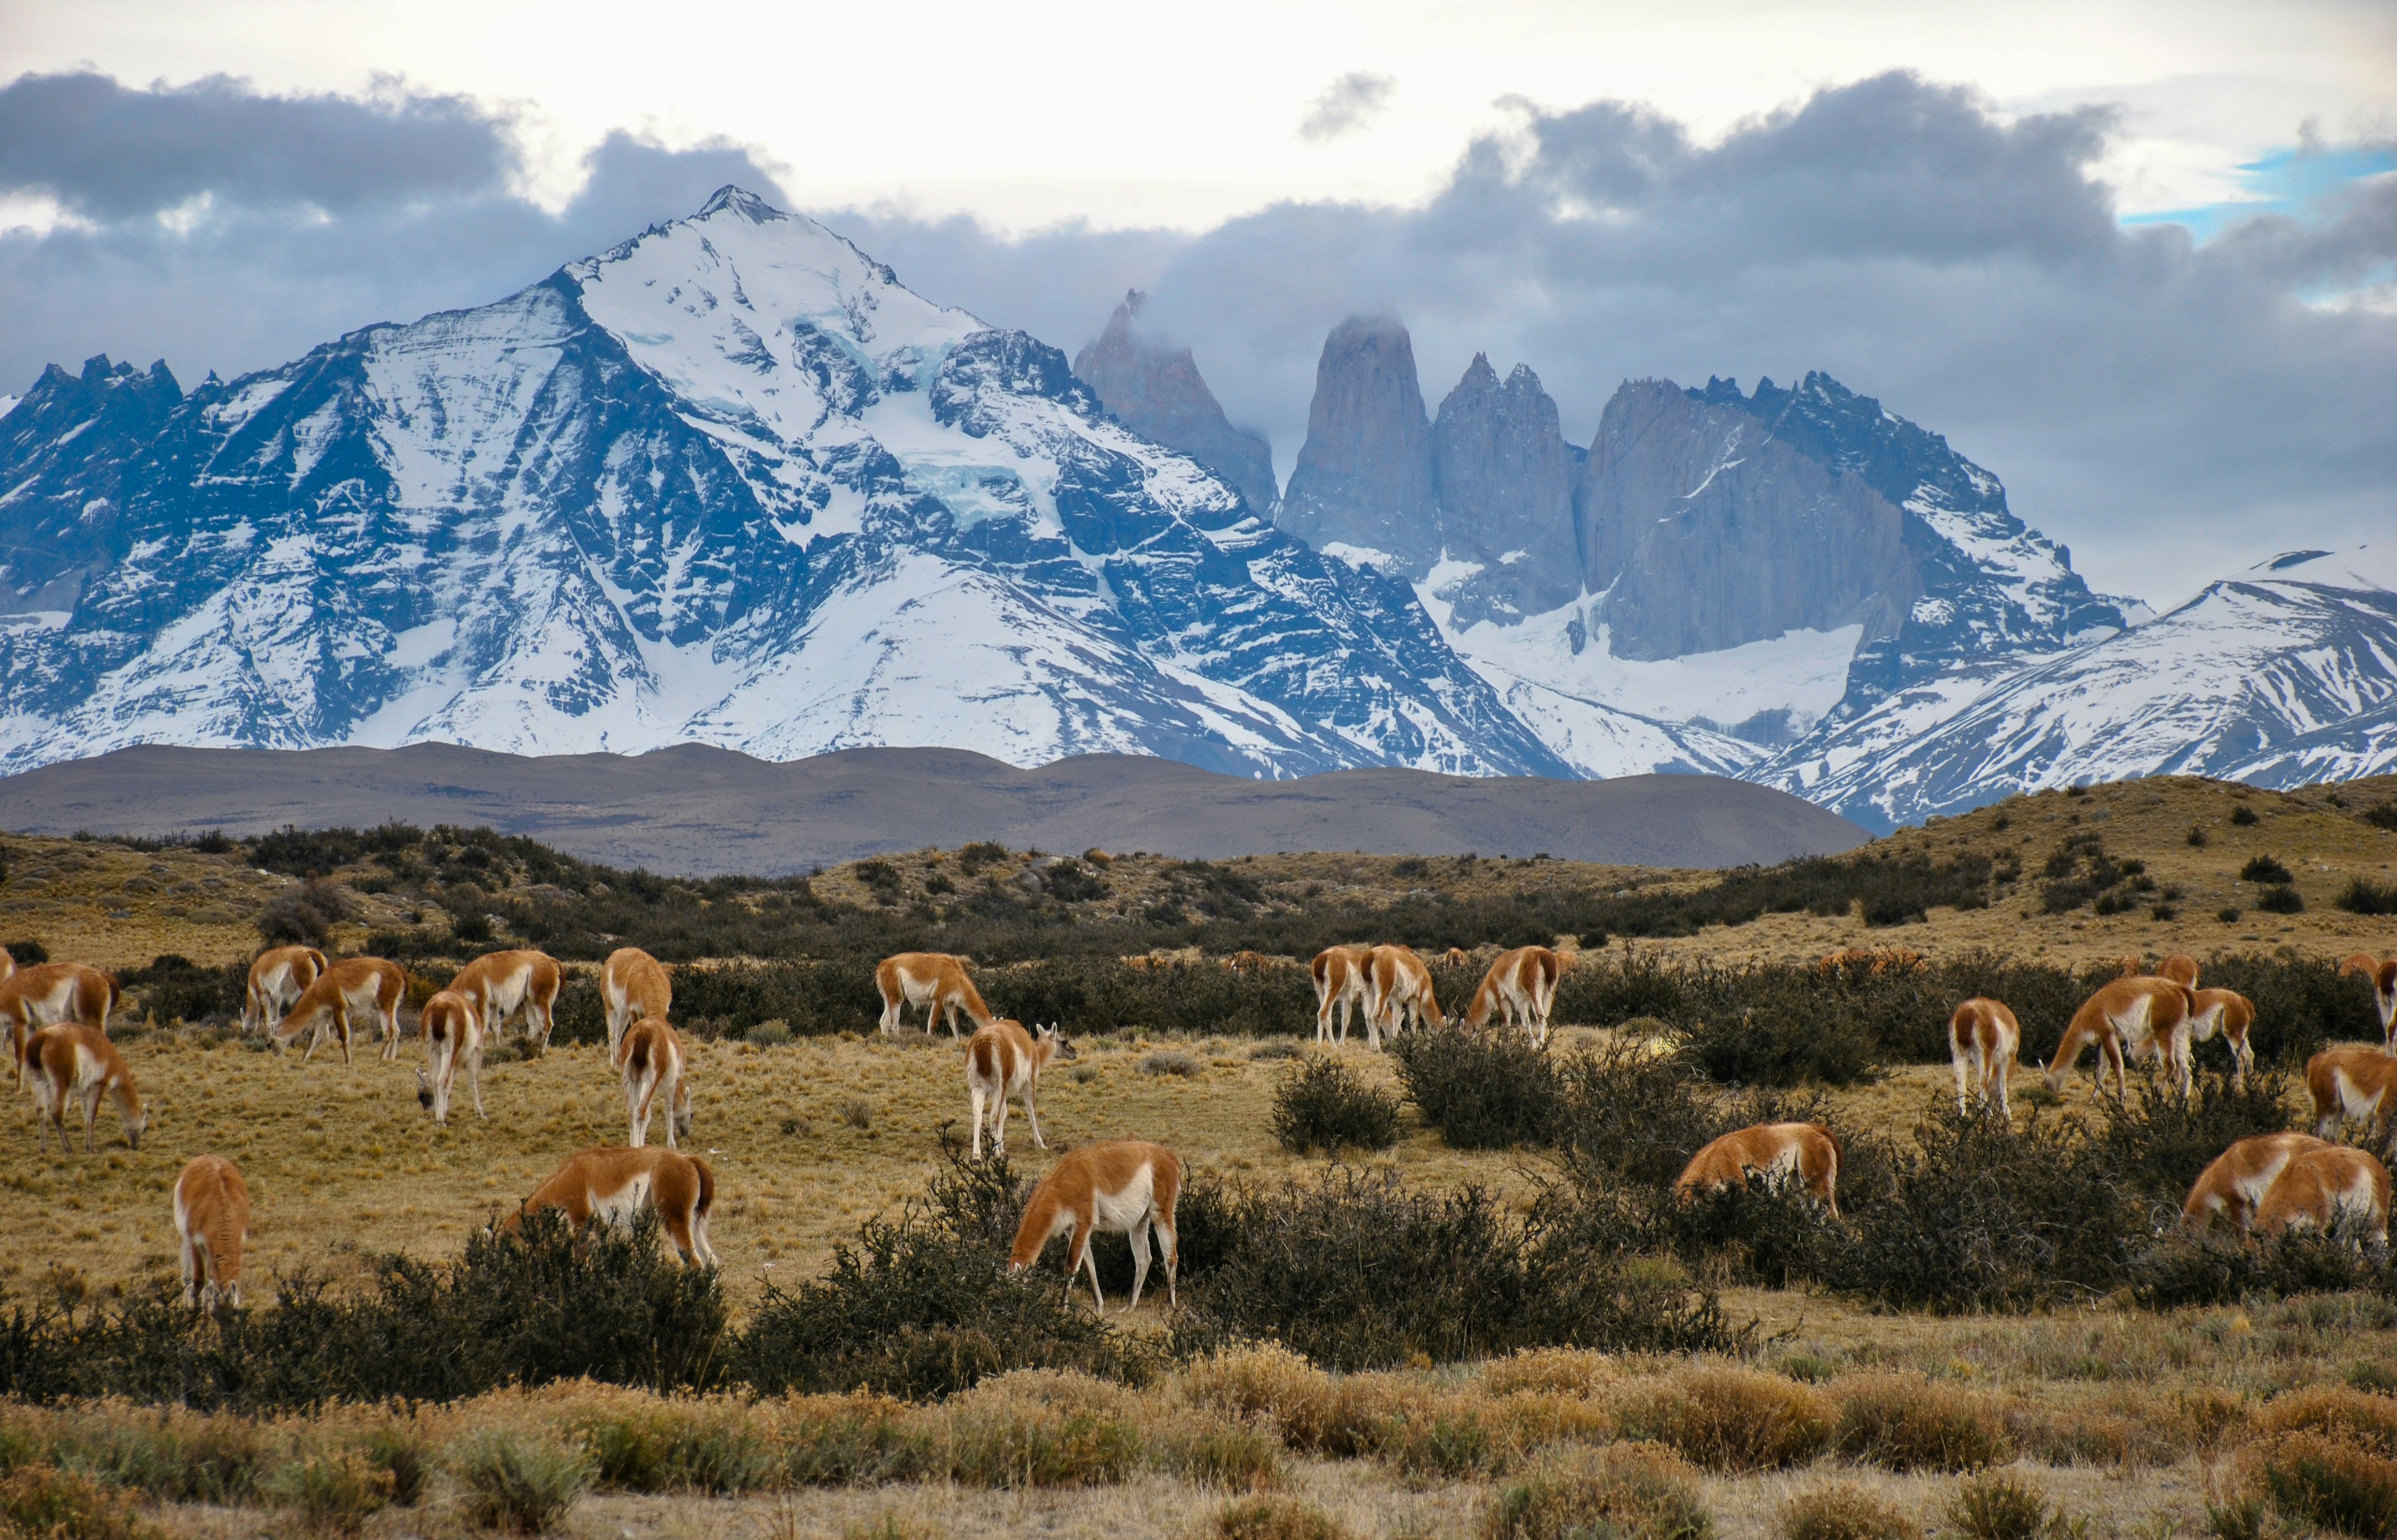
[2,772,2395,1538]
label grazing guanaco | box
[1463,946,1566,1048]
[271,958,406,1065]
[1675,1123,1841,1216]
[2,963,119,1086]
[1440,947,1470,968]
[1008,1140,1181,1312]
[1309,946,1373,1044]
[2157,954,2200,990]
[2307,1045,2397,1146]
[875,952,994,1037]
[508,1146,718,1266]
[2042,976,2198,1098]
[2183,1133,2332,1231]
[2253,1145,2391,1245]
[1363,945,1444,1049]
[25,1024,145,1153]
[449,949,562,1052]
[966,1019,1074,1157]
[2187,987,2258,1087]
[602,946,670,1051]
[616,1016,691,1149]
[173,1156,249,1309]
[1222,950,1267,977]
[2341,954,2397,1048]
[414,989,486,1125]
[1948,997,2021,1117]
[240,946,326,1037]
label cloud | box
[1298,71,1396,143]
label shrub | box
[2338,878,2397,916]
[0,1464,150,1540]
[2256,886,2305,915]
[117,956,244,1027]
[1142,1050,1200,1077]
[2232,804,2260,826]
[445,1427,590,1533]
[1,940,48,965]
[1182,1169,1738,1370]
[1779,1482,1919,1540]
[2253,1431,2397,1539]
[1482,1442,1713,1540]
[2189,825,2210,847]
[1167,1421,1285,1492]
[563,1396,779,1494]
[2255,1386,2397,1456]
[1269,1056,1399,1153]
[357,1424,431,1506]
[1945,1473,2060,1540]
[257,1448,394,1534]
[256,878,355,948]
[1390,1028,1561,1148]
[1616,1367,1834,1471]
[1831,1373,2009,1472]
[2367,805,2397,833]
[2242,855,2294,884]
[1216,1495,1352,1540]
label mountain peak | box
[695,184,787,222]
[1277,314,1436,561]
[1073,292,1278,516]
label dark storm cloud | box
[0,71,794,393]
[1299,71,1397,142]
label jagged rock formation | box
[1275,315,1437,560]
[0,356,183,618]
[1072,292,1279,518]
[1429,355,1579,628]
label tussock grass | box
[1779,1481,1921,1540]
[1831,1372,2011,1472]
[1482,1442,1713,1540]
[1614,1366,1833,1472]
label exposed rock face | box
[1430,355,1580,626]
[1073,291,1279,517]
[1577,381,1914,660]
[0,355,182,613]
[1275,315,1437,563]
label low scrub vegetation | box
[1268,1055,1400,1153]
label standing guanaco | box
[1463,946,1567,1047]
[1309,946,1372,1044]
[25,1024,145,1153]
[2307,1045,2397,1146]
[966,1018,1073,1158]
[241,946,326,1037]
[2183,1133,2331,1231]
[1363,945,1444,1049]
[2253,1146,2391,1244]
[173,1156,250,1309]
[2,963,119,1086]
[1948,997,2021,1117]
[1008,1140,1181,1312]
[508,1147,718,1266]
[271,958,406,1065]
[414,989,486,1125]
[2043,975,2199,1098]
[602,947,670,1051]
[617,1016,692,1149]
[2340,954,2397,1049]
[875,953,994,1037]
[1675,1123,1841,1216]
[449,950,563,1052]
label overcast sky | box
[2,0,2391,605]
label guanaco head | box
[123,1096,148,1151]
[1038,1022,1077,1062]
[672,1098,695,1143]
[415,1069,436,1110]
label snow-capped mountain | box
[1772,543,2397,826]
[0,188,1568,781]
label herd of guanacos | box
[4,938,2396,1320]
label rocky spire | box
[1073,292,1278,517]
[1275,314,1437,566]
[1429,356,1579,626]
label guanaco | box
[1440,947,1470,968]
[25,1024,145,1153]
[602,946,670,1051]
[875,952,994,1037]
[2043,976,2198,1098]
[1463,945,1567,1047]
[1309,945,1373,1044]
[1363,945,1444,1049]
[966,1018,1073,1157]
[449,949,563,1051]
[1008,1140,1181,1312]
[1223,950,1268,977]
[2,963,119,1086]
[616,1017,691,1149]
[1948,997,2021,1117]
[271,957,406,1065]
[414,989,486,1125]
[2307,1045,2397,1146]
[2187,987,2258,1087]
[2253,1145,2391,1245]
[2183,1133,2331,1231]
[241,946,326,1036]
[173,1155,250,1309]
[2157,954,2200,990]
[2341,954,2397,1049]
[508,1146,718,1266]
[1675,1123,1840,1216]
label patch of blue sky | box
[2122,144,2397,244]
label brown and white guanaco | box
[2043,976,2199,1098]
[241,946,327,1037]
[2341,954,2397,1049]
[966,1018,1073,1158]
[2187,987,2258,1087]
[1463,946,1567,1048]
[1008,1140,1181,1312]
[271,958,406,1065]
[1675,1123,1841,1216]
[414,988,486,1125]
[1948,997,2021,1117]
[25,1023,145,1153]
[2307,1044,2397,1147]
[2183,1133,2331,1231]
[875,952,994,1037]
[449,950,563,1052]
[616,1017,692,1149]
[173,1155,250,1309]
[2253,1145,2391,1245]
[508,1146,718,1266]
[2,963,119,1086]
[602,946,670,1051]
[1363,945,1444,1049]
[1309,945,1373,1044]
